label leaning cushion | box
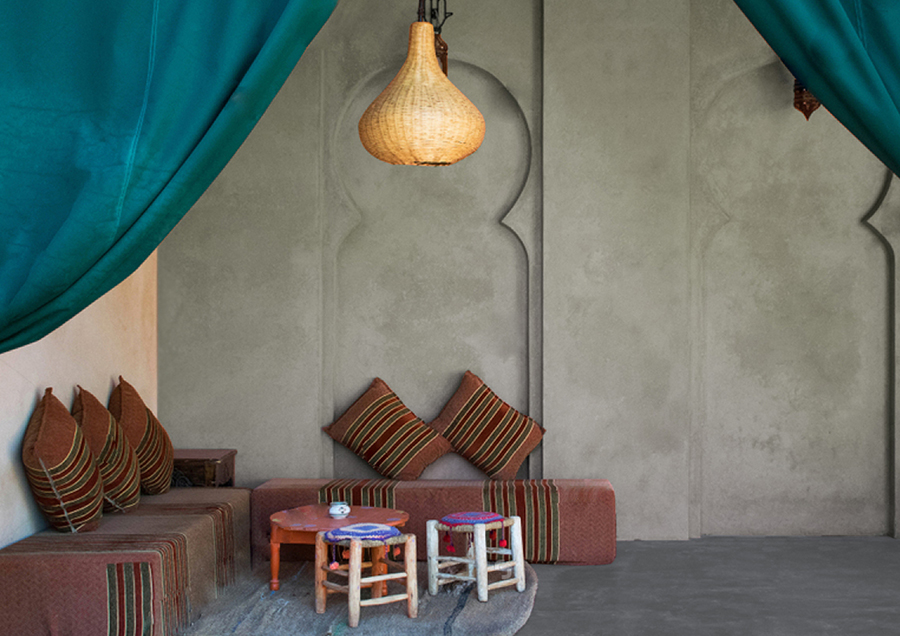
[323,378,451,480]
[71,386,141,513]
[324,523,401,543]
[21,388,104,532]
[429,371,544,480]
[108,376,174,495]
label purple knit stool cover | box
[440,511,505,526]
[324,523,400,543]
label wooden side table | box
[269,504,409,591]
[171,449,236,488]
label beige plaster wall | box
[0,254,158,549]
[158,0,893,540]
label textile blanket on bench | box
[251,478,616,566]
[0,487,250,636]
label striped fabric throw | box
[133,502,235,586]
[318,479,398,509]
[5,533,186,636]
[483,479,560,563]
[106,562,153,636]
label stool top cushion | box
[324,522,401,543]
[441,511,505,526]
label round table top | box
[270,503,409,532]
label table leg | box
[315,532,327,613]
[270,526,281,591]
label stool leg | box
[371,545,385,598]
[466,535,475,580]
[348,539,362,628]
[427,520,439,596]
[510,516,526,593]
[474,523,489,602]
[315,532,327,614]
[405,534,418,618]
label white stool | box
[426,511,526,602]
[315,523,418,628]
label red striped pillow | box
[72,386,141,513]
[323,378,451,480]
[21,388,104,532]
[108,376,174,496]
[429,371,544,480]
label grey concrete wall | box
[542,0,692,539]
[689,2,888,537]
[158,0,893,539]
[157,48,329,483]
[326,2,540,478]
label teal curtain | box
[0,0,336,353]
[733,0,900,176]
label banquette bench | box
[0,487,250,636]
[251,478,616,566]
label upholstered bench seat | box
[251,478,616,566]
[0,487,250,636]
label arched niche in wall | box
[691,55,889,536]
[328,61,533,479]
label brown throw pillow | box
[21,388,104,532]
[108,376,174,495]
[429,371,544,480]
[72,386,141,513]
[323,378,451,480]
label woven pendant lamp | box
[358,20,485,166]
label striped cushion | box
[429,371,544,480]
[323,378,451,480]
[108,377,174,496]
[72,386,141,513]
[21,388,104,532]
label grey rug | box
[183,560,537,636]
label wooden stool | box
[426,512,526,602]
[315,523,418,628]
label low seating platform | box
[251,478,616,566]
[0,487,250,636]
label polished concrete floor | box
[518,537,900,636]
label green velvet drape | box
[0,0,336,353]
[733,0,900,175]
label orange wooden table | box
[269,503,409,591]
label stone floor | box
[518,536,900,636]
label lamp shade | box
[359,21,485,166]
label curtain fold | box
[733,0,900,176]
[0,0,336,353]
